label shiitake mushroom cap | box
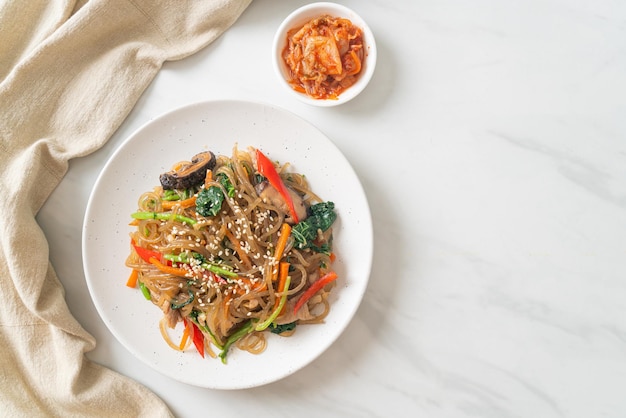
[159,151,216,190]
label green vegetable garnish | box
[255,276,291,331]
[139,281,151,300]
[195,173,235,217]
[195,187,223,217]
[218,320,254,364]
[164,252,238,279]
[170,290,194,310]
[131,211,197,225]
[162,189,181,201]
[292,202,336,253]
[269,321,297,335]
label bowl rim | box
[272,2,377,107]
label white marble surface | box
[37,0,626,417]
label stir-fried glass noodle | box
[125,145,338,363]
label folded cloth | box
[0,0,251,416]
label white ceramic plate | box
[82,100,373,389]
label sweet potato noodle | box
[125,145,339,363]
[282,15,364,100]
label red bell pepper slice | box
[131,239,166,265]
[181,319,205,358]
[189,321,205,358]
[256,149,299,223]
[293,271,338,314]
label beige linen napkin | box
[0,0,251,416]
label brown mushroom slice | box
[255,180,307,224]
[159,151,216,190]
[162,303,182,329]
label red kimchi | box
[282,15,365,100]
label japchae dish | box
[282,15,365,100]
[125,145,338,363]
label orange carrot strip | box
[162,195,197,210]
[179,320,191,350]
[224,228,252,270]
[270,223,292,283]
[126,269,139,288]
[232,275,267,296]
[149,257,189,277]
[274,223,292,261]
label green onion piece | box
[218,320,254,364]
[139,281,151,300]
[255,276,291,331]
[163,253,237,280]
[164,253,188,263]
[131,211,197,225]
[201,263,238,279]
[162,190,181,201]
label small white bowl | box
[272,2,377,107]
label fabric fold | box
[0,0,252,415]
[0,0,78,82]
